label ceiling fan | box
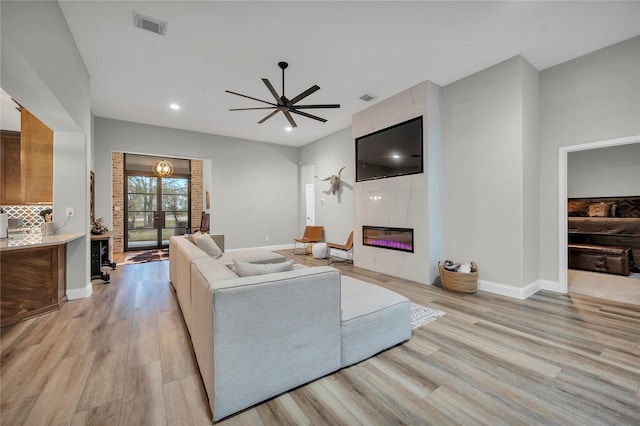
[225,62,340,128]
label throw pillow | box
[233,259,294,277]
[194,233,223,258]
[587,202,608,218]
[567,199,589,217]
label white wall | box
[442,56,539,291]
[352,80,443,285]
[1,0,92,296]
[299,127,354,243]
[568,143,640,198]
[94,118,300,249]
[540,36,640,283]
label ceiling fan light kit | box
[226,62,340,128]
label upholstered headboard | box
[568,197,640,218]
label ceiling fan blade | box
[229,107,277,111]
[289,85,320,105]
[262,79,283,105]
[291,104,340,109]
[282,110,298,128]
[225,90,276,106]
[290,109,327,123]
[258,110,280,124]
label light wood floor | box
[569,268,640,306]
[2,251,640,425]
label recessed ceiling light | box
[285,126,293,132]
[170,103,180,110]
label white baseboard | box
[67,281,92,300]
[478,278,565,299]
[540,279,564,293]
[477,279,537,299]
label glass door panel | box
[161,177,189,245]
[127,176,158,249]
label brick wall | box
[191,160,204,231]
[112,152,124,253]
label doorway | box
[558,135,640,298]
[124,154,191,250]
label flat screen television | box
[355,116,423,182]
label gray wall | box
[94,118,300,249]
[568,143,640,198]
[426,82,445,283]
[442,56,539,289]
[540,36,640,282]
[521,58,541,286]
[299,127,354,243]
[1,0,92,295]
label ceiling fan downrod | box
[278,61,288,98]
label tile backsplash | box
[1,205,53,229]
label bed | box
[568,197,640,271]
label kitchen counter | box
[0,232,83,251]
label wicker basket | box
[438,261,478,293]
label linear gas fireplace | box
[362,226,414,253]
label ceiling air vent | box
[133,11,167,36]
[359,93,377,102]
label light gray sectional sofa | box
[169,234,411,421]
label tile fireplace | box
[362,226,414,253]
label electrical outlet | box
[66,207,75,217]
[265,236,269,242]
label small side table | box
[91,231,117,283]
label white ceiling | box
[57,1,640,147]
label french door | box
[125,174,190,250]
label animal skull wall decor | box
[315,166,345,195]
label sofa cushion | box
[192,257,238,282]
[194,232,223,258]
[340,276,411,367]
[218,249,285,265]
[232,259,294,277]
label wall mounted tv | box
[355,116,423,182]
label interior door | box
[305,183,315,226]
[125,175,190,250]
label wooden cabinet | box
[0,108,53,205]
[0,244,67,327]
[21,109,53,203]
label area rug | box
[411,303,445,329]
[119,249,169,265]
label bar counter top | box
[0,232,84,251]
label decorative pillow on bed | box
[587,202,609,218]
[193,232,223,258]
[232,259,295,277]
[568,200,589,217]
